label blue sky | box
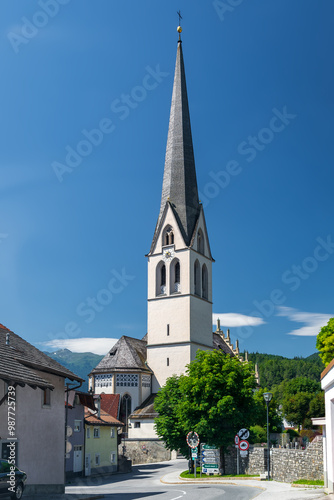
[1,1,333,357]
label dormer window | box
[197,229,204,254]
[163,225,174,246]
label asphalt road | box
[65,459,262,500]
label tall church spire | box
[157,34,200,246]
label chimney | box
[245,350,248,362]
[216,318,220,332]
[226,329,230,344]
[235,339,239,354]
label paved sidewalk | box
[160,469,327,500]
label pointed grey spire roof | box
[157,39,200,245]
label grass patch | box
[180,469,258,479]
[293,479,324,486]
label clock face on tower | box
[162,247,175,262]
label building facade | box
[0,323,83,495]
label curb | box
[160,475,266,491]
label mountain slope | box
[45,349,103,391]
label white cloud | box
[39,337,118,355]
[276,306,332,336]
[212,313,265,328]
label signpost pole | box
[237,445,239,475]
[194,455,196,478]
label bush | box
[284,428,299,438]
[249,425,266,444]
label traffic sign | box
[234,434,239,445]
[238,440,249,451]
[240,450,248,458]
[202,457,219,464]
[238,428,249,440]
[203,468,219,474]
[201,444,216,450]
[186,431,199,449]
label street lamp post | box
[263,392,273,480]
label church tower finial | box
[177,11,182,41]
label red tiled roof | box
[100,393,120,420]
[84,407,123,427]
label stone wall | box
[121,439,171,465]
[270,440,323,482]
[223,440,323,482]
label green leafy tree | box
[252,387,283,432]
[154,375,188,456]
[154,350,257,452]
[249,425,266,444]
[277,377,324,429]
[316,318,334,366]
[283,392,313,428]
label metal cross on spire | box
[177,10,182,25]
[177,10,183,40]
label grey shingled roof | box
[130,393,158,420]
[90,336,152,374]
[0,324,83,389]
[151,39,200,251]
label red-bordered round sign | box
[186,431,199,449]
[238,440,249,451]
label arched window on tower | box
[156,261,166,296]
[194,259,201,296]
[197,229,204,254]
[202,264,208,300]
[163,225,174,246]
[170,258,181,293]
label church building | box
[89,26,243,463]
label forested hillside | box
[247,352,325,430]
[248,352,324,389]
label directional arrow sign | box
[202,457,219,463]
[201,444,216,450]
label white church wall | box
[94,373,114,394]
[148,344,191,392]
[128,420,156,439]
[148,295,191,345]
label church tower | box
[147,29,214,392]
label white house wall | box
[322,366,334,493]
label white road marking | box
[170,490,186,500]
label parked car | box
[0,460,27,499]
